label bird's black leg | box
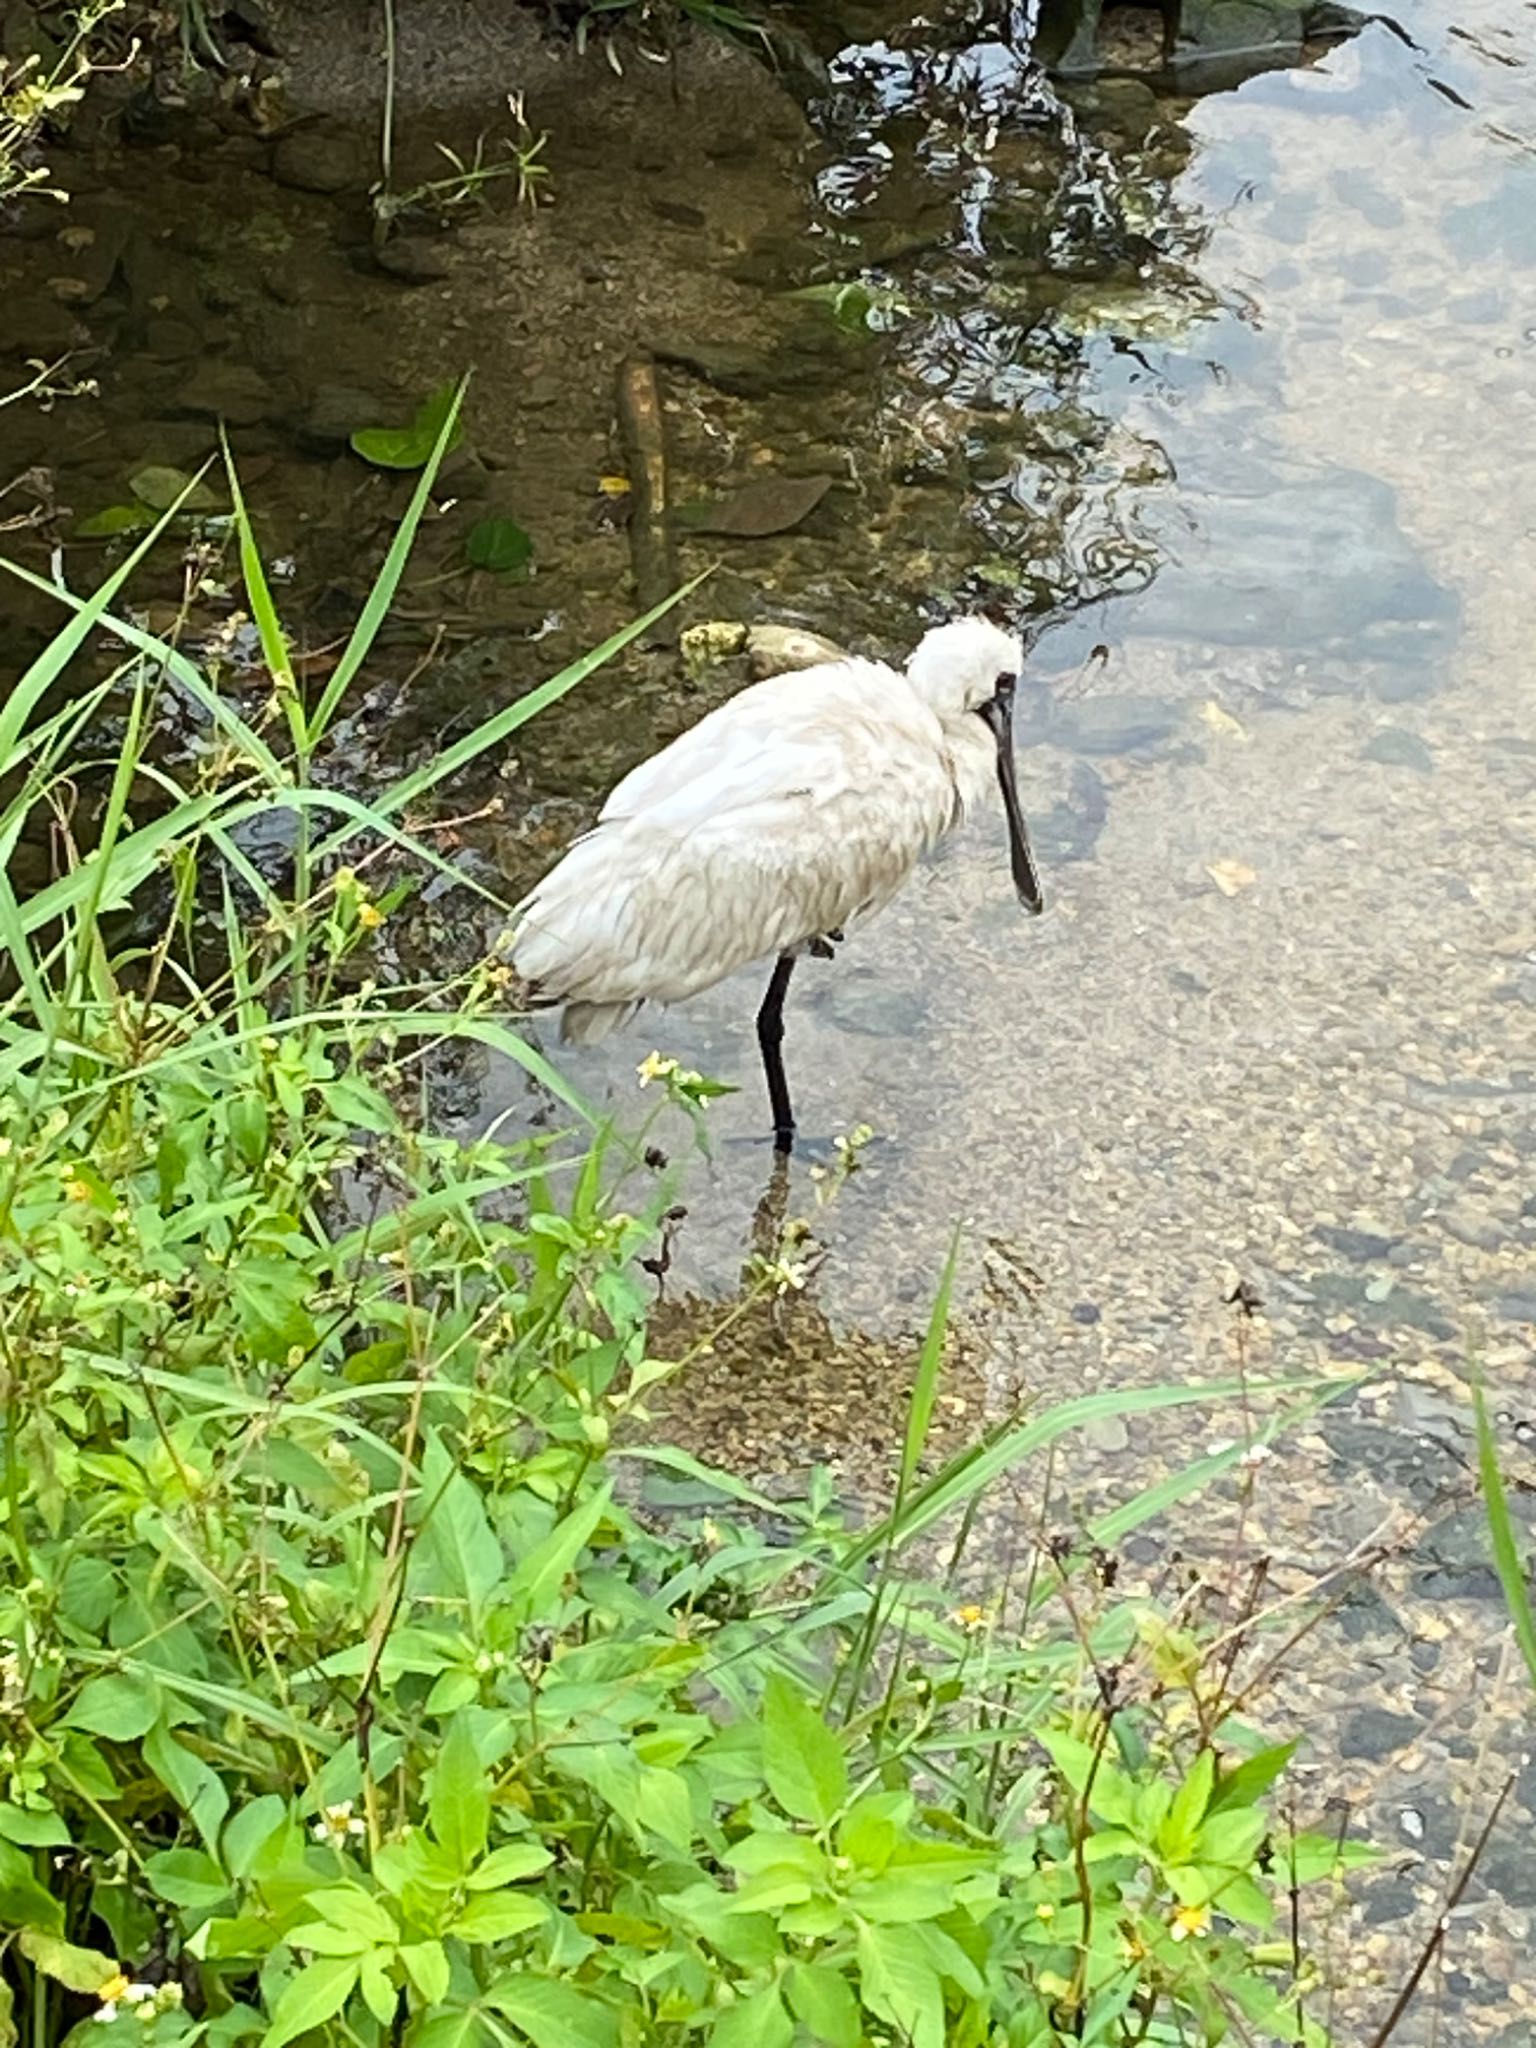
[756,952,797,1153]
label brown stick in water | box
[615,351,680,643]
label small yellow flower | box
[636,1051,678,1088]
[952,1604,987,1632]
[1035,1901,1055,1921]
[1170,1902,1211,1942]
[97,1975,130,2005]
[64,1178,92,1202]
[357,902,384,930]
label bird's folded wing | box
[598,661,903,832]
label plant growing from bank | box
[0,420,1370,2046]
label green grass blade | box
[223,432,298,715]
[840,1374,1352,1571]
[1473,1377,1536,1693]
[63,675,150,972]
[18,790,240,936]
[315,572,708,860]
[0,480,211,765]
[1089,1380,1349,1547]
[0,865,53,1033]
[305,376,468,747]
[384,1012,598,1124]
[615,1445,805,1522]
[1,558,284,783]
[899,1227,959,1504]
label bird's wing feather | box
[599,659,909,830]
[512,658,958,1011]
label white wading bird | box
[510,616,1044,1152]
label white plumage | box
[510,616,1044,1150]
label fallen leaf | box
[350,382,462,470]
[1200,699,1247,741]
[597,475,631,497]
[675,473,833,538]
[129,465,218,513]
[1206,859,1257,897]
[465,516,534,576]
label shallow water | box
[6,0,1536,2029]
[479,7,1536,2026]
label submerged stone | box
[1036,0,1362,86]
[1363,728,1435,774]
[172,360,279,425]
[1121,465,1458,666]
[270,125,369,194]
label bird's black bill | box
[978,690,1044,915]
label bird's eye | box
[993,671,1017,695]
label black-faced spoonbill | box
[509,616,1044,1152]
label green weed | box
[0,419,1373,2046]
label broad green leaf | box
[359,1952,398,2026]
[467,1842,552,1890]
[448,1894,548,1941]
[416,1432,503,1629]
[484,1975,621,2048]
[786,1960,861,2048]
[0,1839,63,1934]
[632,1766,693,1852]
[722,1832,827,1882]
[399,1940,450,2005]
[350,382,463,469]
[1207,1741,1297,1816]
[306,1887,399,1945]
[429,1716,491,1872]
[762,1674,847,1828]
[0,1806,69,1849]
[144,1721,231,1857]
[466,518,534,576]
[1158,1749,1215,1864]
[837,1792,909,1873]
[412,2010,492,2048]
[503,1482,612,1624]
[18,1930,119,1994]
[261,1956,359,2048]
[1039,1729,1097,1800]
[1214,1872,1276,1927]
[66,1673,161,1741]
[708,1984,793,2048]
[286,1921,374,1958]
[1195,1808,1267,1868]
[143,1847,232,1913]
[856,1921,945,2048]
[849,1873,956,1924]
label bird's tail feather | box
[561,1000,640,1045]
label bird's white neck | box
[944,712,1000,821]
